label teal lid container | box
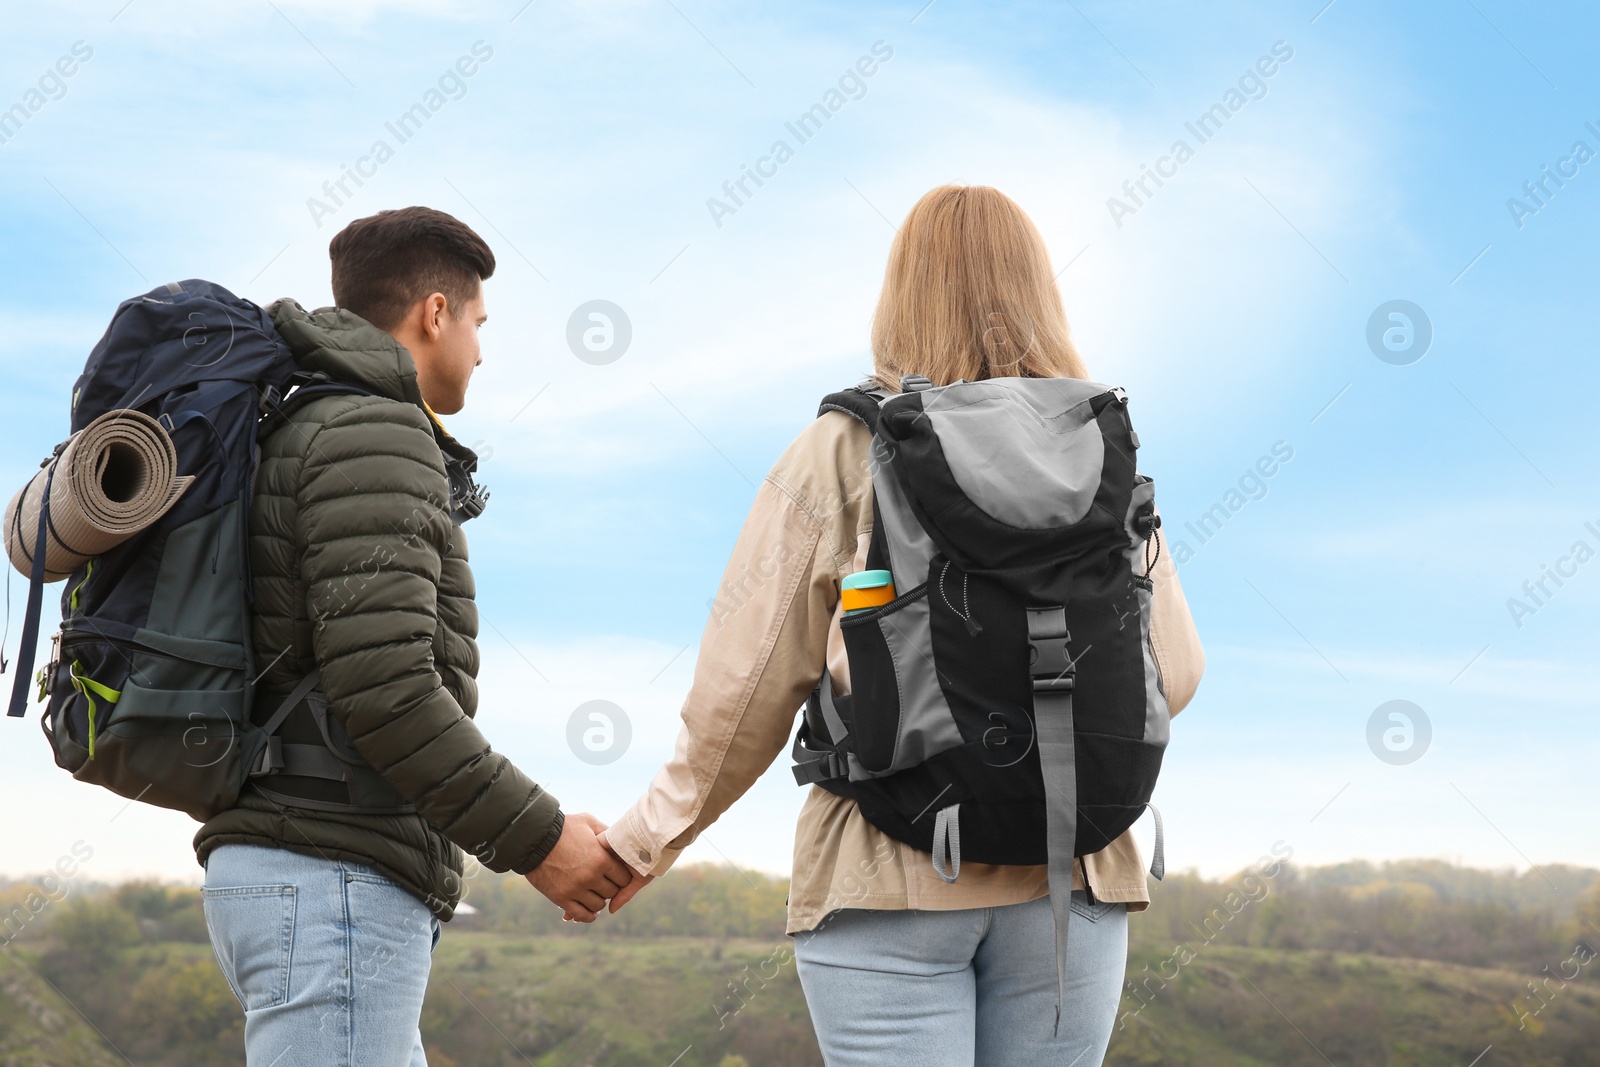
[842,569,894,591]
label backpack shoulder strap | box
[258,377,375,439]
[818,384,887,433]
[818,375,938,433]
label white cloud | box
[414,40,1384,480]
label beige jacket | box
[608,411,1205,934]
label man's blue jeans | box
[793,892,1128,1066]
[203,844,440,1066]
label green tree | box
[128,956,241,1054]
[50,896,141,958]
[1576,881,1600,943]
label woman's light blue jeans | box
[203,844,440,1067]
[793,892,1128,1067]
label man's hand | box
[560,830,655,921]
[525,813,633,922]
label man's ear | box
[421,292,449,341]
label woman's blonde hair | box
[870,185,1088,390]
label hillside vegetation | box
[0,858,1594,1065]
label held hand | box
[600,829,654,914]
[561,830,655,921]
[525,812,634,922]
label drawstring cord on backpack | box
[1142,517,1162,580]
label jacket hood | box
[268,298,427,412]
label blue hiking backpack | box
[4,280,408,820]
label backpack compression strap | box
[7,460,62,718]
[1026,604,1079,1037]
[791,673,850,784]
[1024,607,1171,1027]
[249,669,415,814]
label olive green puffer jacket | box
[194,299,563,919]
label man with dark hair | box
[195,206,631,1066]
[328,206,496,340]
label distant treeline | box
[6,856,1596,962]
[432,856,1600,973]
[1128,859,1600,972]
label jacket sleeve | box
[1147,516,1205,716]
[605,423,866,878]
[296,398,564,874]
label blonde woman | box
[604,185,1204,1065]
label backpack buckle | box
[1026,607,1075,693]
[449,474,490,523]
[35,632,61,701]
[1032,671,1075,693]
[251,735,285,777]
[792,750,848,785]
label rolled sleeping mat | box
[5,409,193,581]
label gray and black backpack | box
[6,280,487,821]
[791,374,1169,1021]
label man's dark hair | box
[329,207,495,331]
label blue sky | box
[0,0,1594,888]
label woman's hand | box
[601,829,655,912]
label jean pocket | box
[202,884,296,1010]
[1068,896,1122,923]
[344,874,435,986]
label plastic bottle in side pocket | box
[841,570,895,616]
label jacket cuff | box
[605,805,688,878]
[516,808,566,875]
